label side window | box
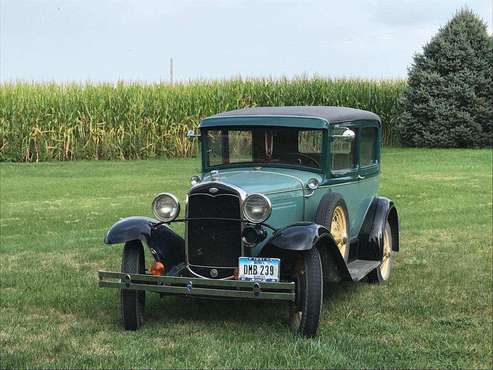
[331,127,356,172]
[298,130,322,153]
[360,127,377,166]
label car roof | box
[200,106,381,129]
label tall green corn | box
[0,77,406,162]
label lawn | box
[1,148,491,369]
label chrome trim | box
[151,192,180,222]
[189,180,248,201]
[211,170,220,181]
[304,190,316,198]
[261,188,304,196]
[242,193,272,223]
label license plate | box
[238,257,280,282]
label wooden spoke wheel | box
[314,193,350,262]
[330,205,349,259]
[368,221,393,283]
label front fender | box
[104,216,185,269]
[266,222,329,251]
[104,216,155,244]
[262,222,351,282]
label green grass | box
[0,148,491,369]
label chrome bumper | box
[98,271,295,301]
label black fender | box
[358,197,400,261]
[104,216,185,270]
[261,222,351,282]
[104,216,155,244]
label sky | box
[0,0,491,82]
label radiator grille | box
[187,186,242,268]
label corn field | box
[0,78,406,162]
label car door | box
[327,124,360,239]
[354,123,380,235]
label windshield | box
[204,127,324,170]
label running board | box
[347,260,380,281]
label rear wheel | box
[315,193,350,262]
[289,248,323,337]
[121,240,146,330]
[368,221,393,283]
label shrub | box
[398,9,493,147]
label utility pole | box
[170,57,174,85]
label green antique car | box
[98,106,400,337]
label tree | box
[398,8,493,147]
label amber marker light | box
[150,261,165,276]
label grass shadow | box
[146,295,288,326]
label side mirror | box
[186,129,200,140]
[332,128,355,141]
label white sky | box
[0,0,491,82]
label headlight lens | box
[243,194,272,223]
[152,193,180,222]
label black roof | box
[207,106,380,124]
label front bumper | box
[98,271,295,301]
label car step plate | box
[239,257,280,282]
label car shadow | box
[142,280,360,326]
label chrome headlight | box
[242,194,272,223]
[152,193,180,222]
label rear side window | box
[331,127,356,172]
[360,127,377,166]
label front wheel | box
[289,248,323,337]
[120,240,146,330]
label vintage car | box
[98,106,399,337]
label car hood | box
[201,168,322,195]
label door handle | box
[357,175,365,180]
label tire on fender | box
[120,240,146,330]
[289,248,323,337]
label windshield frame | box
[200,126,328,174]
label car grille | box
[187,184,242,271]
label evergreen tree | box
[398,9,493,147]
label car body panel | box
[325,175,379,238]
